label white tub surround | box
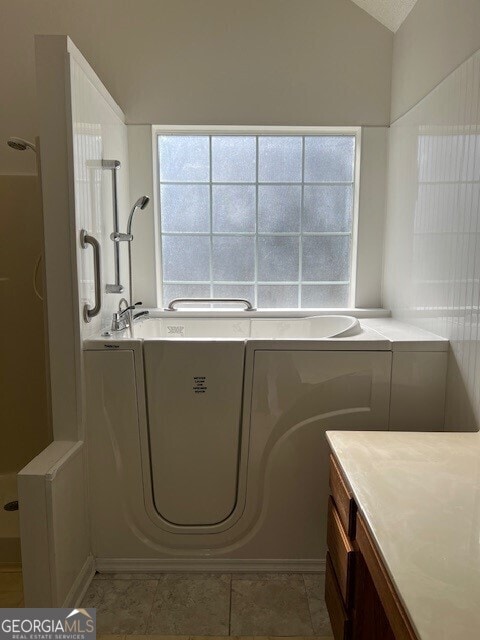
[18,441,94,607]
[83,317,448,571]
[327,430,480,640]
[27,35,129,606]
[384,46,480,432]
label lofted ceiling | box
[350,0,418,32]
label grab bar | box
[166,298,256,311]
[80,230,102,323]
[103,160,124,294]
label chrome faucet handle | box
[111,300,144,331]
[111,311,129,332]
[133,310,149,322]
[118,300,142,317]
[118,298,129,313]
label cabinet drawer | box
[327,496,355,606]
[325,552,351,640]
[329,454,356,538]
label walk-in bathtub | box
[129,314,361,340]
[84,317,448,573]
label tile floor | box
[83,572,333,637]
[0,564,24,607]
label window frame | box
[152,125,361,312]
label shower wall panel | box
[384,48,480,430]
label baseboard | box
[63,554,96,607]
[95,557,326,574]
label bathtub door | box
[144,340,245,527]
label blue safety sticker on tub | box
[0,608,96,640]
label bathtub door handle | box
[80,229,102,322]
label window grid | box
[163,280,350,285]
[299,136,305,308]
[254,136,259,307]
[158,134,355,309]
[208,135,213,298]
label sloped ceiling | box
[350,0,418,31]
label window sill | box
[146,308,390,319]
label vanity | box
[326,430,480,640]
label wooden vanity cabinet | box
[326,454,418,640]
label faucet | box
[111,298,149,332]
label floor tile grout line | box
[228,573,233,636]
[302,573,316,636]
[89,572,329,637]
[144,578,160,634]
[95,579,108,611]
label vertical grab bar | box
[102,159,124,294]
[80,230,102,323]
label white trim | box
[95,557,326,574]
[152,124,360,136]
[152,126,163,306]
[390,46,480,126]
[65,36,125,123]
[63,554,96,607]
[349,127,362,307]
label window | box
[156,129,358,309]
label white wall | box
[129,125,388,308]
[0,0,393,176]
[391,0,480,121]
[384,46,480,430]
[127,126,156,306]
[70,53,130,339]
[36,35,130,439]
[356,127,388,308]
[21,35,130,606]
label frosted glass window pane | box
[258,137,302,183]
[212,284,255,307]
[212,236,255,281]
[301,284,349,307]
[159,136,209,182]
[212,136,256,182]
[257,285,299,308]
[303,185,353,232]
[212,185,256,232]
[162,235,210,281]
[304,136,355,183]
[160,185,210,232]
[258,185,301,232]
[302,236,351,281]
[163,283,211,307]
[257,236,299,281]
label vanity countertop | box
[326,430,480,640]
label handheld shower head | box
[136,195,150,211]
[124,195,150,308]
[126,196,150,235]
[7,137,37,153]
